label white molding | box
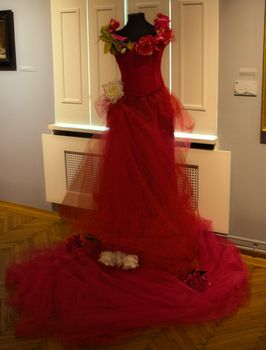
[179,0,206,111]
[134,1,160,11]
[48,122,218,145]
[95,5,116,96]
[60,8,83,104]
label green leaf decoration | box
[101,31,111,41]
[99,23,132,55]
[104,42,112,54]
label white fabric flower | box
[98,250,139,270]
[122,254,139,270]
[98,251,117,267]
[114,251,126,268]
[102,80,124,104]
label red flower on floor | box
[184,270,211,293]
[66,234,83,253]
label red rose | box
[154,13,170,30]
[153,36,166,51]
[109,18,120,31]
[135,35,154,56]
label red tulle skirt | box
[5,87,250,346]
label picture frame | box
[0,10,16,71]
[261,3,266,143]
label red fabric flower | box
[135,35,154,56]
[65,234,99,261]
[109,18,120,32]
[158,27,173,45]
[134,14,173,55]
[154,35,166,51]
[154,13,170,30]
[184,270,211,293]
[66,234,83,253]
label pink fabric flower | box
[109,18,120,31]
[135,35,154,56]
[111,33,128,41]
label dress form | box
[115,13,156,42]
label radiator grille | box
[65,151,102,193]
[183,164,199,210]
[65,151,199,209]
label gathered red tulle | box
[59,50,198,277]
[5,37,250,347]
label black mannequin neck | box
[115,13,156,42]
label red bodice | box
[115,50,164,96]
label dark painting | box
[0,10,16,70]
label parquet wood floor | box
[0,201,265,350]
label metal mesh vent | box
[65,151,102,193]
[65,152,199,209]
[184,164,199,210]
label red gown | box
[5,16,249,347]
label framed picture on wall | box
[0,10,16,70]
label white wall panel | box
[171,0,219,135]
[60,9,82,104]
[50,0,89,124]
[127,0,165,24]
[180,2,205,110]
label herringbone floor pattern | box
[0,201,265,350]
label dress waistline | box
[123,84,165,97]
